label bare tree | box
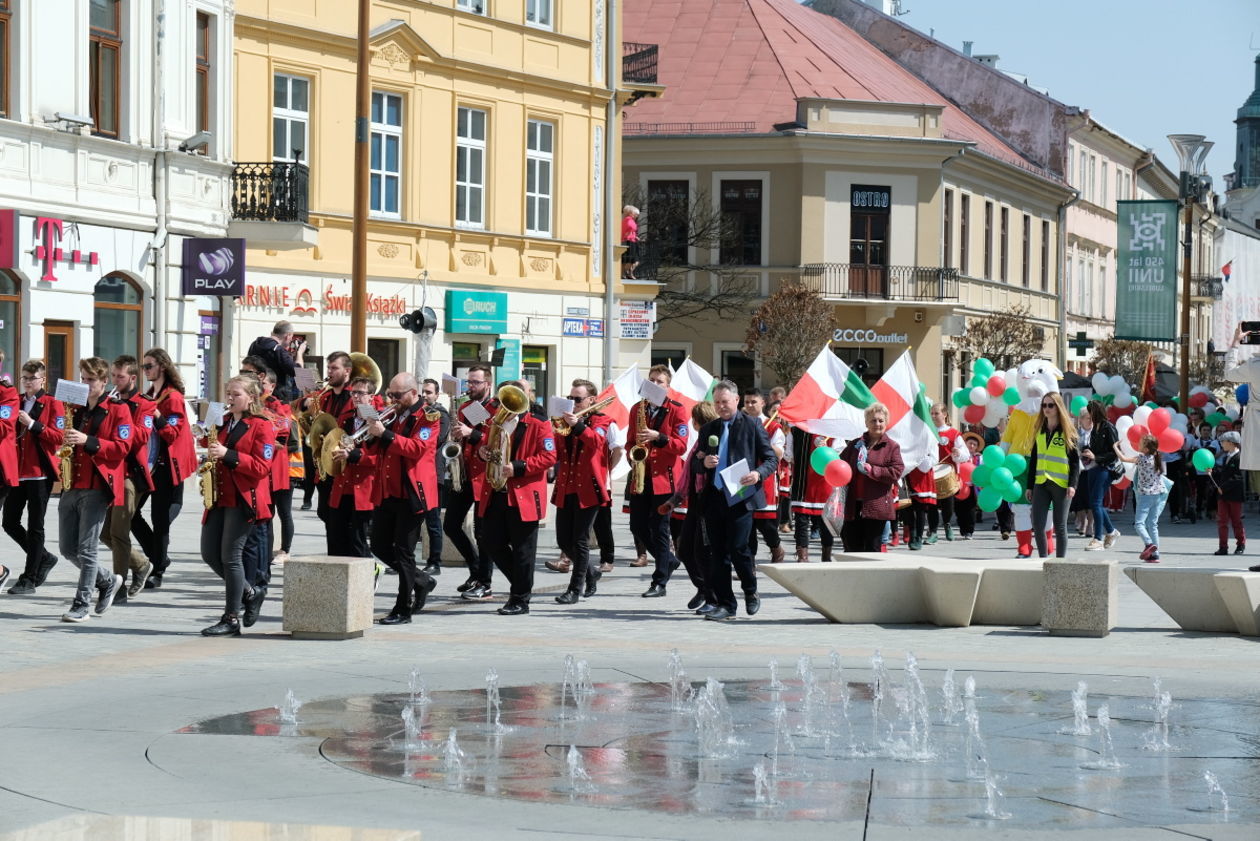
[743,283,835,386]
[953,304,1045,372]
[623,185,758,324]
[1090,336,1153,386]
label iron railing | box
[622,42,659,85]
[623,121,756,136]
[230,161,310,223]
[1193,274,1223,300]
[800,263,960,301]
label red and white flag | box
[871,350,937,474]
[777,345,871,439]
[597,366,644,481]
[669,357,715,419]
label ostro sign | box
[832,328,907,344]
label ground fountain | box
[277,689,301,724]
[1060,681,1092,736]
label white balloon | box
[1113,392,1134,409]
[970,386,988,406]
[1132,406,1152,426]
[1172,413,1190,432]
[1091,372,1109,393]
[1227,407,1240,421]
[982,402,1007,428]
[1124,461,1136,480]
[1191,385,1211,396]
[1204,402,1217,416]
[1108,375,1126,395]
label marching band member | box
[0,367,15,590]
[551,379,612,605]
[58,357,131,623]
[419,377,450,576]
[310,351,355,535]
[199,375,276,636]
[926,402,968,543]
[475,380,556,615]
[236,363,290,599]
[742,387,786,563]
[629,365,688,599]
[328,376,379,558]
[3,360,64,594]
[788,427,837,562]
[447,364,494,599]
[367,373,441,625]
[258,363,296,566]
[103,355,156,601]
[133,347,196,589]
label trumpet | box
[322,402,404,478]
[198,424,218,508]
[58,405,77,492]
[627,399,650,495]
[551,395,616,436]
[442,440,465,492]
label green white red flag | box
[871,350,937,473]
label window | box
[370,92,402,217]
[1100,162,1109,207]
[93,274,143,362]
[983,200,993,279]
[522,346,550,405]
[194,13,212,153]
[1116,170,1124,205]
[646,180,690,266]
[960,195,970,275]
[1067,143,1074,186]
[1099,265,1107,319]
[719,180,762,266]
[456,106,487,228]
[456,0,486,15]
[1087,154,1096,203]
[1040,220,1050,292]
[849,184,890,296]
[943,189,953,268]
[832,346,884,388]
[526,0,552,28]
[273,73,310,161]
[367,337,401,389]
[1021,213,1031,287]
[525,119,553,237]
[999,206,1009,282]
[0,270,18,370]
[721,349,756,393]
[650,348,687,371]
[1078,150,1087,195]
[89,0,122,138]
[0,0,11,119]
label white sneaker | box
[273,551,290,566]
[1103,530,1120,549]
[1084,539,1104,551]
[62,602,91,622]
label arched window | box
[0,270,19,377]
[94,273,143,362]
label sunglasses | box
[567,395,584,402]
[142,363,157,370]
[1042,403,1057,409]
[386,390,413,400]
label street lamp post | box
[1167,134,1212,412]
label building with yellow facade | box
[227,0,657,396]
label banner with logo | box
[1115,199,1179,341]
[182,238,246,296]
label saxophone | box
[627,399,649,495]
[442,440,465,492]
[58,406,76,492]
[198,425,218,508]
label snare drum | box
[933,462,960,499]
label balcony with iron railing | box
[227,160,317,250]
[622,42,658,85]
[799,263,960,302]
[1193,274,1223,300]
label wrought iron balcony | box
[230,161,310,224]
[1193,274,1223,300]
[799,263,960,302]
[623,42,659,85]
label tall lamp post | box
[1167,134,1212,411]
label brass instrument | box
[322,402,401,478]
[198,425,219,508]
[485,384,529,491]
[442,440,465,492]
[58,406,77,492]
[305,352,382,480]
[627,399,650,495]
[551,395,616,436]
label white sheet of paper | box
[356,402,380,421]
[294,366,318,392]
[54,379,90,407]
[441,373,461,397]
[638,378,667,407]
[547,396,574,417]
[204,401,226,428]
[719,458,751,505]
[462,400,491,427]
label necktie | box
[715,420,731,490]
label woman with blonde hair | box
[838,402,904,553]
[1024,391,1080,559]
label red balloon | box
[1157,428,1183,453]
[824,458,852,487]
[1148,408,1171,435]
[963,404,985,424]
[958,461,975,482]
[1127,423,1150,448]
[1189,392,1209,408]
[986,375,1005,397]
[1112,476,1132,490]
[955,484,972,500]
[1105,406,1122,423]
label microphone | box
[708,434,719,451]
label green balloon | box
[1003,386,1020,406]
[971,373,988,389]
[1004,452,1027,476]
[1001,482,1024,503]
[977,486,1002,511]
[975,358,995,378]
[810,446,839,475]
[1070,395,1088,416]
[1145,401,1160,410]
[981,445,1005,468]
[971,464,993,487]
[991,466,1014,489]
[1206,411,1227,426]
[952,388,970,409]
[1193,447,1216,472]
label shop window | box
[0,270,19,374]
[719,180,761,266]
[832,346,884,388]
[366,337,401,389]
[93,274,143,362]
[89,0,122,138]
[720,349,755,393]
[44,321,75,386]
[197,309,221,400]
[522,345,549,405]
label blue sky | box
[801,0,1260,183]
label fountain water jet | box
[278,689,301,724]
[1080,703,1124,770]
[694,677,736,759]
[1060,681,1092,736]
[668,649,692,711]
[1143,678,1173,751]
[941,668,964,726]
[566,745,596,795]
[442,729,466,783]
[767,657,786,691]
[408,667,430,708]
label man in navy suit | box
[695,380,778,621]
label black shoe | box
[1249,564,1260,573]
[201,614,241,636]
[583,579,598,598]
[745,594,761,616]
[642,584,667,598]
[1214,547,1230,556]
[704,606,735,622]
[456,576,478,593]
[422,563,442,576]
[497,599,530,616]
[300,501,312,511]
[554,589,580,605]
[243,587,267,628]
[145,574,162,590]
[687,592,706,610]
[695,603,718,616]
[7,577,36,596]
[34,552,58,586]
[378,611,411,625]
[411,576,438,614]
[1236,544,1247,555]
[461,583,492,601]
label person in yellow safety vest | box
[1024,391,1080,559]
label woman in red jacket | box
[200,376,276,637]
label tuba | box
[58,406,77,492]
[627,399,650,495]
[197,425,218,508]
[551,395,616,436]
[306,352,382,480]
[485,384,529,491]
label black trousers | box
[628,492,678,587]
[954,493,977,536]
[301,445,316,505]
[482,492,539,601]
[131,465,184,576]
[316,476,335,536]
[370,496,431,615]
[927,495,954,532]
[701,492,756,614]
[675,508,712,604]
[841,517,886,552]
[443,483,488,581]
[3,478,58,584]
[272,488,294,553]
[794,513,834,551]
[555,494,600,591]
[424,505,443,564]
[747,517,781,559]
[242,517,272,590]
[592,503,615,565]
[328,496,372,557]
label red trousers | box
[1217,500,1245,547]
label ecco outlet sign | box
[832,329,908,344]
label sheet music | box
[356,403,380,421]
[203,401,226,428]
[547,396,575,417]
[462,400,491,427]
[294,366,318,392]
[54,379,90,407]
[638,379,667,407]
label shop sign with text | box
[447,289,509,334]
[182,238,246,296]
[238,282,408,318]
[832,328,907,344]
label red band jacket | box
[151,386,197,484]
[16,392,65,482]
[203,415,276,522]
[459,397,495,501]
[0,382,19,486]
[371,403,441,513]
[551,412,612,508]
[629,398,689,496]
[68,397,132,505]
[331,415,379,510]
[317,387,357,425]
[264,396,293,493]
[476,412,558,522]
[114,390,156,493]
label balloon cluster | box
[809,442,852,487]
[951,358,1017,427]
[963,445,1028,512]
[1089,372,1134,412]
[1113,406,1188,489]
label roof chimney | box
[975,54,999,68]
[962,41,973,57]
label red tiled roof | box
[622,0,1036,174]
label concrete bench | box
[1124,567,1260,636]
[282,555,375,640]
[758,553,1043,627]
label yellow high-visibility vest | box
[1035,430,1070,488]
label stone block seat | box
[1124,566,1260,636]
[282,555,375,640]
[757,553,1043,627]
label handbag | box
[1106,460,1125,482]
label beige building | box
[228,0,656,397]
